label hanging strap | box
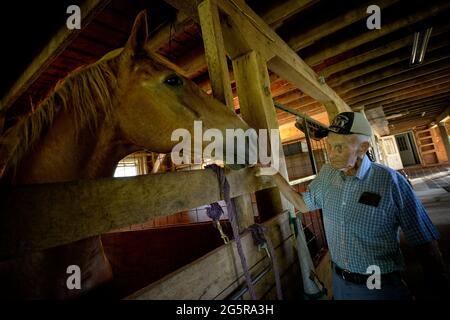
[206,164,257,300]
[248,224,283,300]
[206,203,230,244]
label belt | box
[333,263,401,285]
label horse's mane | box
[0,50,121,179]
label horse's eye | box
[164,74,183,87]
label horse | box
[0,11,251,299]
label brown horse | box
[0,11,250,299]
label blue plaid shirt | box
[302,155,439,274]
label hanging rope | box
[206,164,257,300]
[248,224,283,300]
[206,202,230,244]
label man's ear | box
[358,141,371,158]
[125,10,149,55]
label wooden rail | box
[0,167,275,259]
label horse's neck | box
[5,109,139,298]
[14,111,138,185]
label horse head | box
[112,11,253,165]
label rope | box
[248,224,283,300]
[206,203,230,244]
[206,164,257,300]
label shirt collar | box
[355,154,371,180]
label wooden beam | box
[350,72,450,107]
[384,98,450,115]
[165,0,351,117]
[288,0,398,52]
[382,93,450,111]
[232,51,285,220]
[436,106,450,123]
[346,68,450,105]
[304,2,450,66]
[389,111,444,125]
[198,0,234,107]
[385,102,448,116]
[0,167,275,259]
[366,84,450,109]
[198,0,254,231]
[261,0,318,30]
[0,0,111,112]
[327,40,450,88]
[320,25,450,78]
[339,54,450,95]
[378,93,450,112]
[127,212,297,299]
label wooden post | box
[232,50,294,220]
[198,0,255,231]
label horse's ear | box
[125,10,149,54]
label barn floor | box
[401,164,450,300]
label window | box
[114,152,149,177]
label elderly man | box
[258,112,448,300]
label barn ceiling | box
[1,0,449,142]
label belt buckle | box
[342,269,351,280]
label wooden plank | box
[0,167,276,259]
[351,77,450,108]
[232,51,286,220]
[382,93,450,111]
[384,100,450,115]
[346,68,450,105]
[198,0,235,109]
[261,0,317,30]
[198,0,254,231]
[304,2,450,66]
[127,212,297,299]
[365,83,450,109]
[327,39,450,88]
[0,0,111,111]
[436,106,450,123]
[288,0,398,52]
[165,0,351,116]
[339,55,450,96]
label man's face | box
[326,133,361,172]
